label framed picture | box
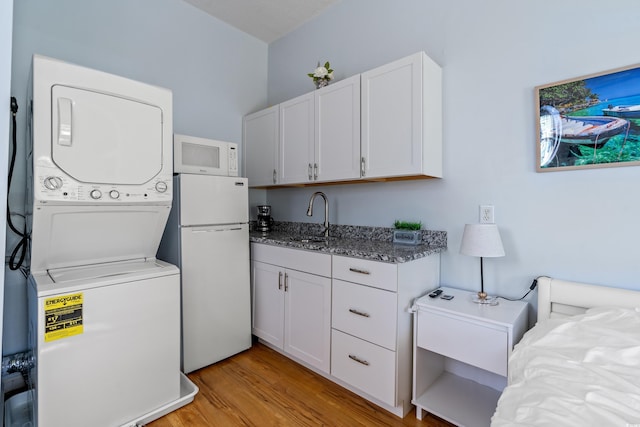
[536,64,640,172]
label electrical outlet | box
[480,205,494,224]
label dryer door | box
[51,85,163,185]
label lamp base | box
[472,292,499,306]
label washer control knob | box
[43,176,63,190]
[109,190,120,199]
[90,189,102,199]
[155,181,168,193]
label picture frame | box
[536,64,640,172]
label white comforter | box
[491,307,640,427]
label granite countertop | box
[249,222,447,263]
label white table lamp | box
[460,224,505,304]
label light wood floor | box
[147,342,453,427]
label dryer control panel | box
[30,55,174,206]
[34,162,172,204]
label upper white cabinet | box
[315,75,361,183]
[243,105,279,186]
[279,75,361,184]
[279,93,315,184]
[361,52,442,179]
[243,52,442,187]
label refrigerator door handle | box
[190,226,245,233]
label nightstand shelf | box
[412,287,528,427]
[413,371,501,426]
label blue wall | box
[265,0,640,307]
[5,0,268,354]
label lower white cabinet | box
[330,254,440,417]
[250,242,440,417]
[331,329,397,405]
[251,244,331,373]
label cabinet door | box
[280,93,315,184]
[284,269,331,373]
[361,52,424,178]
[243,105,279,186]
[251,260,284,349]
[315,75,361,183]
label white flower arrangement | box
[308,61,334,88]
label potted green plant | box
[393,220,423,245]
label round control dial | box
[109,190,120,199]
[155,181,168,193]
[90,189,102,199]
[43,176,63,190]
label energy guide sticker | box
[44,293,83,342]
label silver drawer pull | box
[348,308,370,318]
[348,354,370,366]
[349,267,370,275]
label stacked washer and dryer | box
[26,55,196,427]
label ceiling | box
[183,0,340,43]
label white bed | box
[491,276,640,426]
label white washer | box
[28,260,180,427]
[26,56,195,427]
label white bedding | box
[491,306,640,426]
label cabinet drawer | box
[416,310,507,376]
[332,255,397,291]
[331,329,396,406]
[332,279,397,350]
[250,243,331,277]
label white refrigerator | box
[158,174,251,373]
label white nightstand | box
[411,287,528,427]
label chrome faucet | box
[306,191,329,238]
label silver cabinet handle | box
[308,163,312,181]
[284,272,289,292]
[314,163,318,180]
[348,308,370,318]
[348,354,370,366]
[349,267,370,275]
[361,157,366,177]
[273,169,277,184]
[278,271,283,290]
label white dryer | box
[28,54,174,273]
[26,56,196,427]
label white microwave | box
[173,134,238,176]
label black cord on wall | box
[7,96,28,271]
[497,278,539,301]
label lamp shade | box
[460,224,505,258]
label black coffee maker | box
[256,205,273,232]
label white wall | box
[0,1,14,359]
[5,0,268,354]
[266,0,640,305]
